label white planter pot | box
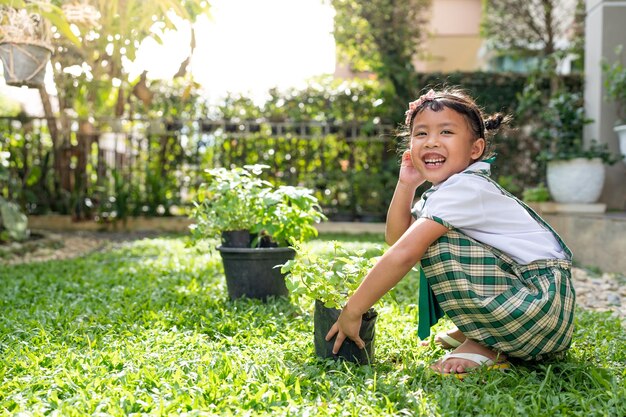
[613,124,626,162]
[546,158,605,204]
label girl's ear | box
[471,138,486,160]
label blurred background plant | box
[602,45,626,124]
[522,183,551,203]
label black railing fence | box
[0,117,402,222]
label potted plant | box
[602,45,626,161]
[281,243,383,364]
[189,164,326,300]
[537,90,619,204]
[0,1,77,88]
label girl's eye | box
[414,131,427,136]
[441,130,453,135]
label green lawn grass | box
[1,234,624,416]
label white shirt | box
[413,162,568,265]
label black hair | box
[400,88,510,160]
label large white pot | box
[614,124,626,162]
[546,158,605,204]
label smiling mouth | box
[423,154,446,167]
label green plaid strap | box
[416,184,446,338]
[417,264,444,339]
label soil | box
[0,230,161,265]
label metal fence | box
[0,117,400,222]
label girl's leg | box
[420,327,466,348]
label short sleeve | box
[419,174,490,230]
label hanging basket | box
[0,42,52,88]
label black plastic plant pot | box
[217,246,295,300]
[220,230,252,248]
[314,300,378,364]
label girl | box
[326,88,575,377]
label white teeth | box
[425,158,445,163]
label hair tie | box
[405,89,437,125]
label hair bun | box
[484,113,505,131]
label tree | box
[329,0,431,120]
[31,0,209,215]
[481,0,583,59]
[50,0,208,120]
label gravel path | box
[3,231,625,325]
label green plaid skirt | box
[421,229,576,360]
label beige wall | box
[414,0,485,72]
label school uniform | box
[412,161,576,360]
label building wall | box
[414,0,485,72]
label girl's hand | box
[325,306,364,354]
[398,150,424,187]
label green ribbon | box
[417,264,444,340]
[482,155,497,164]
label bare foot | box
[431,339,507,374]
[420,327,466,349]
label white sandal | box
[437,333,463,349]
[437,352,510,378]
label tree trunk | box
[37,85,63,208]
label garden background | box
[1,0,625,415]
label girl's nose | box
[424,135,439,147]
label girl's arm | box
[326,218,448,353]
[385,150,425,245]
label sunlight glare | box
[131,0,336,102]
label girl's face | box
[409,107,485,185]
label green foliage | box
[190,164,326,247]
[260,185,327,247]
[0,149,34,239]
[97,169,133,224]
[537,91,617,164]
[190,164,273,240]
[413,70,582,115]
[68,77,120,119]
[282,241,383,309]
[135,77,202,122]
[330,0,431,115]
[1,69,587,217]
[0,149,8,182]
[212,94,263,121]
[0,195,29,241]
[50,0,209,119]
[496,175,522,196]
[481,0,583,59]
[264,75,392,123]
[515,58,619,165]
[602,45,626,123]
[1,234,625,415]
[522,183,551,203]
[0,93,21,117]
